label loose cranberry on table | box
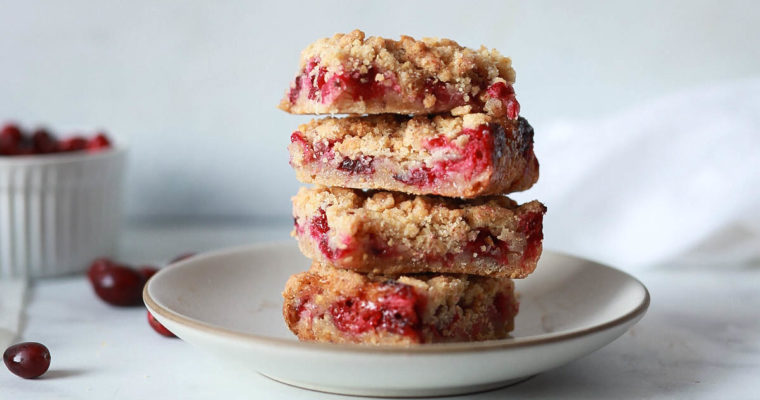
[87,251,196,306]
[3,342,51,379]
[87,259,146,307]
[147,311,176,338]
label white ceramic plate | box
[144,242,649,397]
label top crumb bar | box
[279,30,519,118]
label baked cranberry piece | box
[308,209,351,260]
[464,229,511,263]
[337,155,374,174]
[147,311,176,338]
[394,124,494,189]
[518,211,544,265]
[329,283,421,338]
[3,342,51,379]
[486,82,520,119]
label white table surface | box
[2,221,759,399]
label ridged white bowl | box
[0,148,126,278]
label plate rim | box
[144,241,650,354]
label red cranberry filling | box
[394,124,494,189]
[329,282,421,338]
[295,295,313,321]
[486,82,520,119]
[290,131,313,162]
[308,208,351,260]
[518,212,544,265]
[492,292,518,321]
[464,229,511,264]
[290,131,337,166]
[422,78,468,109]
[337,155,374,174]
[367,233,397,258]
[288,57,398,105]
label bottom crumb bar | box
[282,263,518,345]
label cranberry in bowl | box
[0,122,127,278]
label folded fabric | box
[513,77,760,269]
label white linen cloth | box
[515,77,760,270]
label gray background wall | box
[1,0,757,219]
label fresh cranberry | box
[89,264,145,306]
[31,128,59,154]
[87,258,116,282]
[59,136,88,152]
[0,136,18,155]
[1,123,23,141]
[1,123,24,155]
[3,342,51,379]
[147,311,176,338]
[337,155,374,174]
[168,253,195,264]
[137,266,159,281]
[87,133,111,151]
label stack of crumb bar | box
[278,30,546,345]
